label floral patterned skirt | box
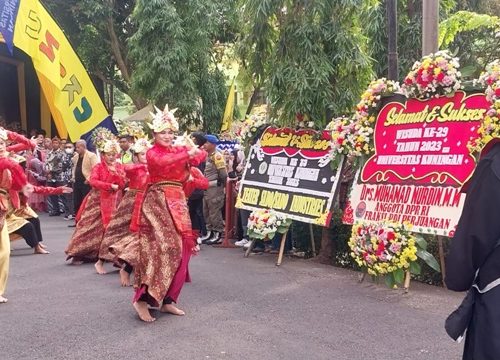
[99,190,137,263]
[133,184,183,307]
[65,190,104,262]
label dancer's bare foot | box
[160,303,185,316]
[70,258,83,265]
[94,260,107,274]
[133,301,156,322]
[39,243,47,249]
[0,295,7,303]
[119,268,131,287]
[34,244,49,254]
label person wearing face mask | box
[61,143,75,220]
[132,105,206,323]
[65,138,126,269]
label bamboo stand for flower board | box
[358,270,412,292]
[244,231,289,266]
[309,224,316,257]
[437,235,447,288]
[276,231,288,266]
[404,270,411,293]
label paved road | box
[1,214,464,360]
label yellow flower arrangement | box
[348,221,439,287]
[468,60,500,154]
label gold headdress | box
[132,137,152,153]
[148,104,179,133]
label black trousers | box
[73,181,91,216]
[13,219,40,248]
[188,198,206,233]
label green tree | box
[42,0,143,111]
[238,0,373,127]
[129,0,231,132]
[365,0,458,80]
[439,11,500,78]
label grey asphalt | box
[1,214,464,360]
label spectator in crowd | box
[118,135,134,164]
[34,129,47,162]
[200,134,227,245]
[69,139,98,227]
[26,153,47,211]
[189,132,208,243]
[43,137,52,151]
[45,137,66,216]
[60,138,68,150]
[61,142,75,220]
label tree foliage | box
[439,10,500,78]
[42,0,140,110]
[239,0,373,127]
[365,0,458,80]
[129,0,230,132]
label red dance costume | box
[65,161,126,262]
[0,154,29,297]
[133,144,206,307]
[100,164,149,266]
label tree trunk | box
[315,227,333,265]
[245,86,261,115]
[109,84,114,116]
[105,2,131,83]
[407,0,415,19]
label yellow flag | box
[221,78,236,132]
[13,0,110,140]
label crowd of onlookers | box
[10,128,290,252]
[12,130,249,236]
[12,129,97,227]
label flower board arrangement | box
[402,50,462,99]
[91,127,116,152]
[348,221,440,288]
[235,105,273,147]
[326,78,399,165]
[116,120,146,140]
[247,209,292,241]
[468,59,500,153]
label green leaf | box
[384,274,395,288]
[414,235,428,250]
[393,268,405,284]
[417,249,441,273]
[409,261,421,275]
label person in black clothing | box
[69,140,98,227]
[445,141,500,360]
[189,132,207,243]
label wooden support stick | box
[404,270,411,293]
[358,272,366,283]
[244,239,256,258]
[309,224,316,257]
[276,231,288,266]
[437,235,447,288]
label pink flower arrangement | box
[402,50,462,99]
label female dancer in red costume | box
[98,138,151,283]
[132,106,206,322]
[65,139,126,270]
[0,128,33,303]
